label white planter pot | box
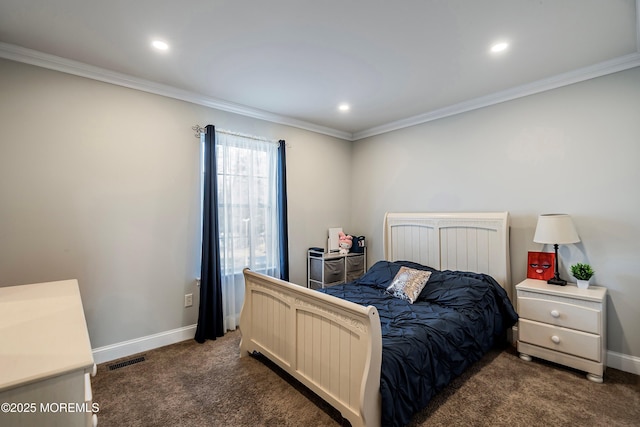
[576,279,590,289]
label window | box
[200,129,281,331]
[216,133,280,276]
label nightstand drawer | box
[518,296,601,334]
[519,319,601,362]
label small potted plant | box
[571,263,594,289]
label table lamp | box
[533,214,580,286]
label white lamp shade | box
[533,214,580,244]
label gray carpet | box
[92,330,640,427]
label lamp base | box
[547,277,567,286]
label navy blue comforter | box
[319,260,518,427]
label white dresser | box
[0,280,98,426]
[516,278,607,383]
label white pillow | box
[386,266,432,304]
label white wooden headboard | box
[383,212,511,299]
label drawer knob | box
[551,335,561,344]
[550,310,560,318]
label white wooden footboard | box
[240,268,382,427]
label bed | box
[239,212,518,427]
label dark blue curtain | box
[195,130,288,342]
[277,140,289,281]
[195,125,224,343]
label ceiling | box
[1,1,639,140]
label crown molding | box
[352,52,640,141]
[2,41,639,143]
[0,42,353,141]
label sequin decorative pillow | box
[386,266,432,304]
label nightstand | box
[516,278,607,383]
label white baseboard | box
[92,324,197,364]
[92,323,640,376]
[607,350,640,375]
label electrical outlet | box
[184,293,193,307]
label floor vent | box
[108,355,146,371]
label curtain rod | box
[192,125,282,145]
[217,128,280,144]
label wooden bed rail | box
[240,268,382,427]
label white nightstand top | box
[516,278,606,302]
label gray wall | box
[2,56,639,362]
[0,58,352,348]
[350,67,640,359]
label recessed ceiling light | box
[490,42,509,53]
[338,103,350,112]
[152,40,169,51]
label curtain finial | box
[192,125,206,138]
